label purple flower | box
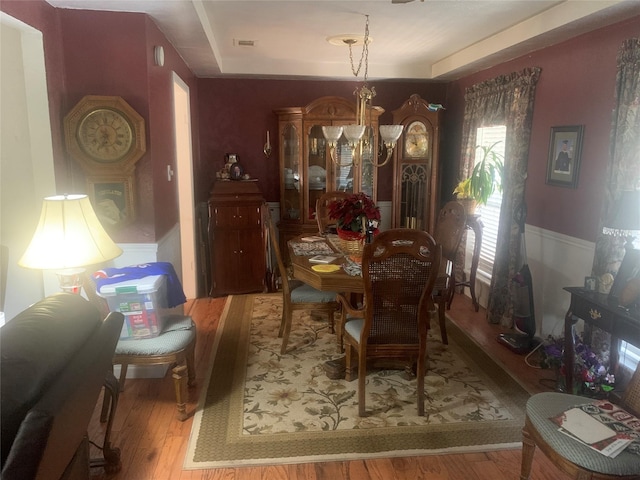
[540,333,615,395]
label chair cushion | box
[526,392,640,476]
[115,314,195,356]
[344,318,364,343]
[290,283,336,304]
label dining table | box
[287,234,364,294]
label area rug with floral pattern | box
[184,294,529,469]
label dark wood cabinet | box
[390,94,442,234]
[208,181,266,296]
[274,96,383,261]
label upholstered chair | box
[520,362,640,479]
[266,216,339,355]
[337,228,441,416]
[84,275,196,421]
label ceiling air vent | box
[234,39,255,47]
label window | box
[620,341,640,371]
[474,126,506,283]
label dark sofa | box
[1,293,123,480]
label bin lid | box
[97,274,165,296]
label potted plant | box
[453,142,504,212]
[328,192,380,256]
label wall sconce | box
[263,130,272,158]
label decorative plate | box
[311,264,341,273]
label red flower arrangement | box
[328,192,380,238]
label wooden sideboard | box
[208,181,266,296]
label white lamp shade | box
[380,125,404,143]
[322,126,343,143]
[342,124,366,143]
[19,194,123,270]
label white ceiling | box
[45,0,640,80]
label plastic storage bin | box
[98,275,167,339]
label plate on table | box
[311,264,341,273]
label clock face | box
[78,108,134,163]
[404,121,429,158]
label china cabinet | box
[390,94,442,233]
[208,181,266,296]
[275,96,383,259]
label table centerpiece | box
[328,192,380,257]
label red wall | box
[445,15,640,243]
[195,78,447,202]
[1,2,200,243]
[144,16,200,238]
[4,0,638,245]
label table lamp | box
[19,194,123,293]
[602,189,640,251]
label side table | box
[563,286,640,393]
[450,214,483,312]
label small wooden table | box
[451,214,483,311]
[288,235,364,294]
[563,286,640,392]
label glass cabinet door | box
[399,163,430,229]
[329,138,355,194]
[307,125,328,222]
[282,123,301,221]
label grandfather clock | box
[390,94,442,233]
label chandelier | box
[323,15,403,168]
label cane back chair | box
[337,228,441,416]
[432,201,466,344]
[315,191,351,235]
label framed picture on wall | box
[546,125,584,188]
[87,175,135,230]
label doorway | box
[172,73,196,299]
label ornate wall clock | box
[64,95,146,175]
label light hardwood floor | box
[88,293,570,480]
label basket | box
[337,228,365,256]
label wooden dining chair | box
[337,228,441,416]
[315,191,351,234]
[432,201,466,344]
[266,216,340,355]
[520,362,640,479]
